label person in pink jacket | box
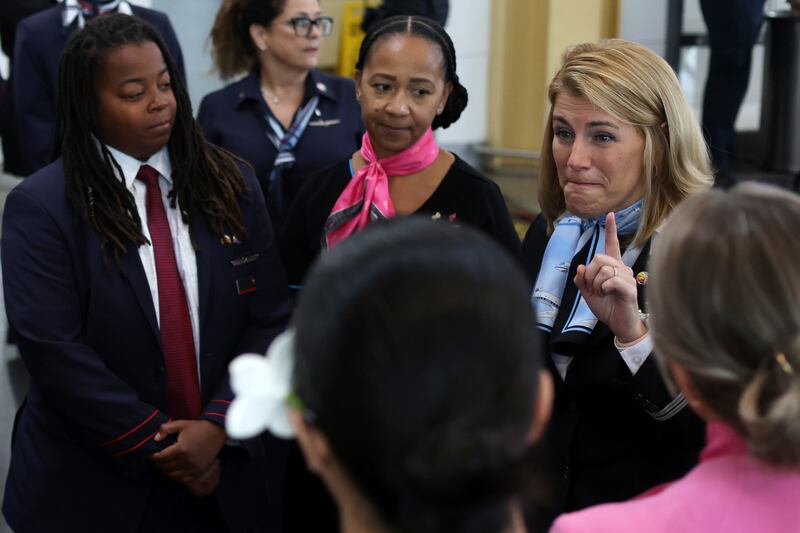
[551,182,800,533]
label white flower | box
[226,330,296,439]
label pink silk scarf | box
[322,127,439,249]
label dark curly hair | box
[355,15,468,129]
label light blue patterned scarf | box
[533,200,643,336]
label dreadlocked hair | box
[53,13,248,261]
[355,15,468,130]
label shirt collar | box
[104,144,173,191]
[236,68,339,109]
[62,0,133,29]
[307,69,338,102]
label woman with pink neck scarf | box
[280,15,519,291]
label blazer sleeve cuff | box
[201,399,231,427]
[98,409,171,458]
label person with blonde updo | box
[552,183,800,532]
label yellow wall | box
[319,0,347,69]
[488,0,619,152]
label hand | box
[186,458,221,498]
[574,212,646,343]
[148,419,226,483]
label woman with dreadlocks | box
[1,14,290,533]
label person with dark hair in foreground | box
[552,183,800,533]
[281,15,519,291]
[228,218,552,533]
[1,14,289,532]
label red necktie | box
[137,164,201,419]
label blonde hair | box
[538,39,713,246]
[649,183,800,466]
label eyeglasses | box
[286,16,333,37]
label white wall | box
[438,0,492,146]
[619,0,669,57]
[151,0,225,114]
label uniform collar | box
[62,0,133,29]
[235,68,340,109]
[105,144,173,191]
[307,68,339,102]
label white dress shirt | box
[106,145,201,378]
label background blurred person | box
[11,0,185,176]
[229,218,553,533]
[552,182,800,533]
[0,0,56,176]
[521,39,713,524]
[198,0,363,238]
[699,0,765,182]
[281,15,519,290]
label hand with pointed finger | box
[574,212,647,343]
[147,419,226,483]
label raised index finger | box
[605,212,622,261]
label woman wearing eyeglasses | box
[198,0,364,237]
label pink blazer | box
[550,422,800,533]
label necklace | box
[260,87,280,105]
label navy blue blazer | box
[197,69,364,234]
[12,5,186,176]
[1,159,291,533]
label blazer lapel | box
[118,245,161,344]
[191,215,214,353]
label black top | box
[521,214,704,529]
[280,153,521,287]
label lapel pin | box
[316,82,327,93]
[636,271,649,285]
[220,234,241,245]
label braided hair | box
[53,14,248,260]
[355,15,468,130]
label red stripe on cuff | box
[100,409,159,447]
[204,412,226,418]
[112,430,159,457]
[210,399,231,404]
